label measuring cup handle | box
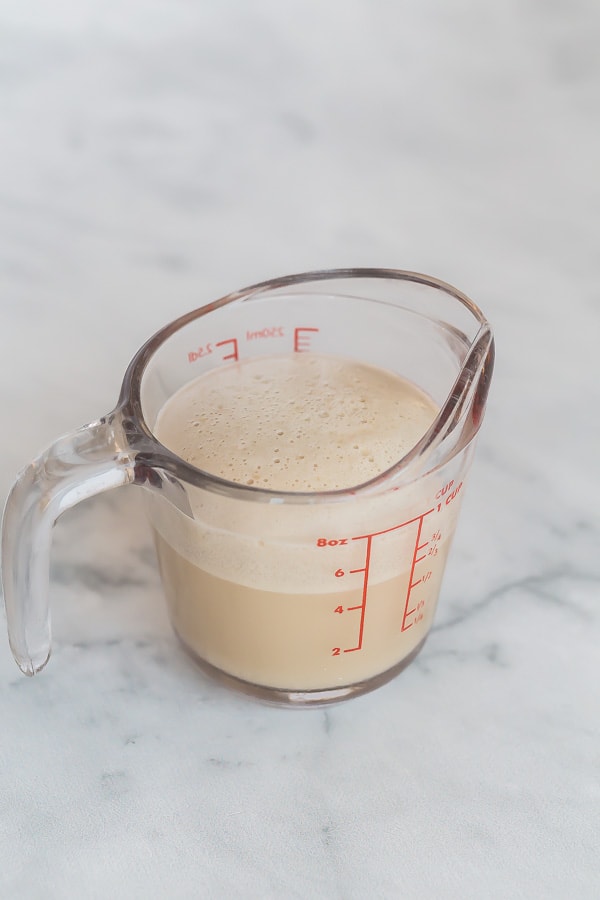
[1,416,134,676]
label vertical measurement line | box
[344,534,373,653]
[352,509,435,541]
[401,515,426,632]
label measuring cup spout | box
[440,323,494,440]
[395,322,494,484]
[1,415,135,675]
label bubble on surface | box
[154,353,438,492]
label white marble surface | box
[1,1,599,897]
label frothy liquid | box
[155,353,437,491]
[150,353,457,696]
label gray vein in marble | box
[51,561,151,590]
[435,567,600,634]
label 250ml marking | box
[188,326,320,363]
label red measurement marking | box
[317,538,348,547]
[294,327,319,352]
[352,509,435,542]
[246,326,284,341]
[445,482,463,505]
[401,515,428,632]
[343,535,372,653]
[187,343,213,363]
[215,338,239,361]
[331,508,437,657]
[435,480,454,500]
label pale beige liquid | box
[152,353,448,693]
[154,534,449,690]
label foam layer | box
[154,353,438,491]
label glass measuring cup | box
[1,269,494,705]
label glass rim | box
[116,267,494,504]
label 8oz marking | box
[317,538,348,547]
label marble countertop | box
[1,1,599,897]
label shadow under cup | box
[134,270,494,704]
[1,269,494,705]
